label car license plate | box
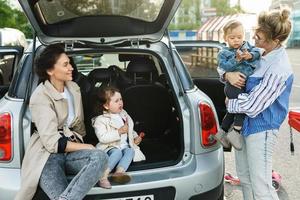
[103,194,154,200]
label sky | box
[231,0,272,14]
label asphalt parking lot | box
[224,48,300,200]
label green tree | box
[0,0,32,38]
[169,0,201,30]
[211,0,243,16]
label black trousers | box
[221,82,245,132]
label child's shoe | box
[98,178,112,189]
[212,129,230,148]
[226,129,242,150]
[111,172,131,184]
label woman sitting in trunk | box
[16,44,108,200]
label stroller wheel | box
[272,180,280,191]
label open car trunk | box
[31,48,183,171]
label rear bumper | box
[1,148,224,200]
[0,168,21,200]
[86,147,224,200]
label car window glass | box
[36,0,164,24]
[73,53,125,75]
[0,53,17,86]
[176,46,220,78]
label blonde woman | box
[219,9,293,200]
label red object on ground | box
[139,132,145,139]
[288,111,300,132]
[225,171,282,191]
[224,173,240,185]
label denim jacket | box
[218,41,261,77]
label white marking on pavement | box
[292,84,300,88]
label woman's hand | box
[225,72,246,89]
[65,142,95,152]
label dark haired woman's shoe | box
[111,172,131,184]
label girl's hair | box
[223,20,243,36]
[96,86,120,114]
[35,44,65,83]
[256,8,292,43]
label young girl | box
[92,86,146,189]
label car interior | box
[31,49,183,171]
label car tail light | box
[199,102,218,147]
[0,113,12,161]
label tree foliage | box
[211,0,243,16]
[169,0,243,30]
[0,0,32,38]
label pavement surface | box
[224,48,300,200]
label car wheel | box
[218,185,224,200]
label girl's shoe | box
[98,179,112,189]
[111,172,131,184]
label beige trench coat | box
[92,110,146,162]
[15,80,86,200]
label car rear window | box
[36,0,164,24]
[176,46,220,78]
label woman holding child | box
[219,9,293,200]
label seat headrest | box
[87,68,113,83]
[127,57,158,76]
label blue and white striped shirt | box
[225,46,294,136]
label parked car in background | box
[0,0,225,199]
[0,28,27,96]
[0,28,28,49]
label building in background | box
[197,14,256,44]
[289,0,300,47]
[269,0,300,47]
[270,0,294,9]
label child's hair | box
[256,8,291,43]
[223,20,243,37]
[96,86,120,114]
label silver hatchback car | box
[0,0,224,199]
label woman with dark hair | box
[218,9,293,200]
[16,44,107,200]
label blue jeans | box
[39,149,108,200]
[107,147,134,172]
[235,130,279,200]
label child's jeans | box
[107,147,135,171]
[222,82,245,131]
[39,149,108,200]
[235,130,279,200]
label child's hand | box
[241,50,252,60]
[118,119,128,135]
[134,132,145,145]
[236,50,243,62]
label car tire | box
[217,186,224,200]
